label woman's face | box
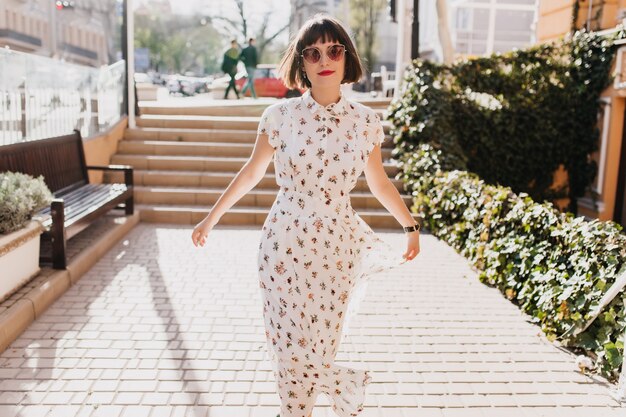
[301,39,346,89]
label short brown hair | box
[278,14,364,89]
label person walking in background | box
[221,39,240,99]
[240,38,258,98]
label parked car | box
[166,74,212,96]
[235,64,304,98]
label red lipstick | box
[318,70,334,76]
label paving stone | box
[8,405,51,417]
[120,405,152,417]
[0,224,621,417]
[90,405,124,417]
[45,405,82,417]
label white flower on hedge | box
[464,88,503,111]
[575,355,594,373]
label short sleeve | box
[257,105,280,149]
[371,112,386,147]
[363,108,385,148]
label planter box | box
[0,221,43,302]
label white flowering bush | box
[397,143,626,381]
[0,171,52,234]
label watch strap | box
[403,223,420,233]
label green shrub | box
[388,29,623,214]
[0,171,53,234]
[398,144,626,380]
[389,27,626,379]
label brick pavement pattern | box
[0,224,623,417]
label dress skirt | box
[257,187,406,417]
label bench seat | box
[0,130,134,269]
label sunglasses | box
[300,44,346,64]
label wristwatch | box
[403,222,421,233]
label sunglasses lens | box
[302,45,344,63]
[328,45,344,61]
[303,48,320,63]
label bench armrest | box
[86,164,132,172]
[86,165,133,187]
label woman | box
[191,14,421,417]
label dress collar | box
[302,89,348,116]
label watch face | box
[404,224,419,232]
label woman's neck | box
[310,86,341,107]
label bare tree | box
[347,0,385,90]
[208,0,290,62]
[288,0,328,37]
[436,0,455,65]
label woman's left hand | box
[402,232,420,261]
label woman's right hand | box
[402,231,420,261]
[191,217,214,247]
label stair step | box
[137,97,392,117]
[124,128,257,143]
[124,127,394,147]
[137,115,261,130]
[136,114,393,133]
[106,170,405,192]
[117,140,394,159]
[133,186,412,209]
[137,204,404,229]
[126,97,398,226]
[118,140,253,157]
[352,98,393,109]
[111,154,401,176]
[139,101,273,117]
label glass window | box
[473,8,490,29]
[497,0,536,5]
[495,10,534,32]
[456,7,471,30]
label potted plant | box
[0,171,52,302]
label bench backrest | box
[0,130,88,194]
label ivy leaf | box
[603,343,622,369]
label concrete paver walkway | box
[0,224,622,417]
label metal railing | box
[0,48,125,145]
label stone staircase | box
[108,98,412,228]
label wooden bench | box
[0,129,133,269]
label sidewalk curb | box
[0,212,140,353]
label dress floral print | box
[257,89,407,417]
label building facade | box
[377,0,440,67]
[289,0,340,39]
[0,0,119,67]
[449,0,539,56]
[537,0,626,227]
[537,0,625,42]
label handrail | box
[0,48,125,146]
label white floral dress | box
[257,89,407,417]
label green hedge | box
[397,143,626,380]
[388,27,626,380]
[388,29,622,214]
